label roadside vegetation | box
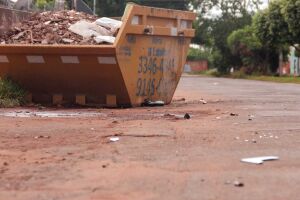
[0,78,27,107]
[31,0,299,77]
[191,69,300,84]
[189,0,299,77]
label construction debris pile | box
[0,10,122,45]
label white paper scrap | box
[109,137,120,142]
[241,156,279,164]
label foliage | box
[190,0,262,74]
[187,47,214,68]
[254,0,300,52]
[227,25,271,74]
[187,48,210,60]
[35,0,55,10]
[0,77,27,107]
[283,0,300,50]
[84,0,188,17]
[227,25,261,53]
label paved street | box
[0,75,299,200]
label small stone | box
[200,99,207,104]
[233,181,244,187]
[34,135,50,139]
[14,134,20,139]
[41,39,48,44]
[184,113,191,119]
[102,164,108,168]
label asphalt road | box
[0,76,299,200]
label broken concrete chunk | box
[95,17,122,33]
[12,32,25,40]
[62,38,74,44]
[94,36,116,44]
[68,20,103,38]
[41,39,48,44]
[89,22,113,36]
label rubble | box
[0,10,121,45]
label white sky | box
[206,0,269,18]
[261,0,269,9]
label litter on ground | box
[109,137,120,142]
[241,156,279,164]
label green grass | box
[189,69,300,84]
[188,68,222,77]
[245,76,300,84]
[0,77,27,107]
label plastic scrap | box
[241,156,279,164]
[142,100,165,107]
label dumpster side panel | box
[116,4,196,106]
[0,46,131,106]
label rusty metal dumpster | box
[0,4,196,107]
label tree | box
[84,0,188,17]
[254,0,300,52]
[227,25,278,74]
[190,0,262,73]
[284,0,300,52]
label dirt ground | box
[0,75,300,200]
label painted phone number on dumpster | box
[136,47,176,97]
[137,47,175,74]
